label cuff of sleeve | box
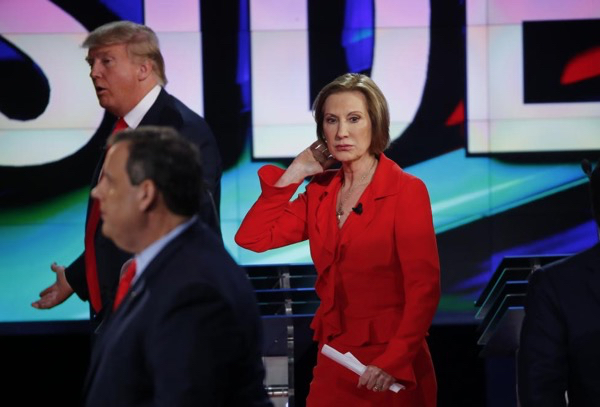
[258,165,303,199]
[371,353,416,390]
[64,262,89,302]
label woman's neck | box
[341,155,378,187]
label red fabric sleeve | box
[235,165,309,252]
[371,177,440,388]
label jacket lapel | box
[138,87,172,127]
[339,153,402,247]
[313,170,342,260]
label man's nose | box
[89,62,101,79]
[91,181,102,200]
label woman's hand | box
[357,365,396,393]
[309,140,337,170]
[275,140,337,187]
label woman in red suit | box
[235,73,440,406]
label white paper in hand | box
[321,344,405,393]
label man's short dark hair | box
[111,126,203,217]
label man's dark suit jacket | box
[65,88,222,320]
[518,242,600,407]
[84,219,271,407]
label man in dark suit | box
[518,159,600,407]
[32,21,222,323]
[84,126,270,406]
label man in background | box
[32,21,222,324]
[84,126,270,406]
[518,159,600,406]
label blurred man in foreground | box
[84,126,270,407]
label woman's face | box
[322,90,372,163]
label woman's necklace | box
[336,159,377,224]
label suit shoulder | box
[389,166,429,198]
[379,153,426,187]
[169,94,206,123]
[530,244,600,291]
[181,223,238,266]
[174,224,261,309]
[543,244,598,274]
[153,91,211,133]
[396,169,424,187]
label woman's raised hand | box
[275,140,337,187]
[309,140,338,170]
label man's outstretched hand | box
[32,263,74,309]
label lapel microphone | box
[352,202,363,215]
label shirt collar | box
[123,84,162,129]
[131,215,198,284]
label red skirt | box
[306,339,437,407]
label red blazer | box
[236,153,440,390]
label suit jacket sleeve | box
[518,269,568,407]
[64,252,89,301]
[371,177,441,386]
[235,165,308,251]
[178,116,221,216]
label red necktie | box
[112,117,129,135]
[113,259,137,311]
[84,118,128,313]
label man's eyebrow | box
[86,51,110,61]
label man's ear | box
[137,59,153,81]
[137,179,157,212]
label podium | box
[245,264,319,407]
[475,255,566,357]
[475,255,569,406]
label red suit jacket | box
[236,153,440,406]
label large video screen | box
[466,0,600,155]
[1,0,599,326]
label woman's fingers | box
[358,365,395,392]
